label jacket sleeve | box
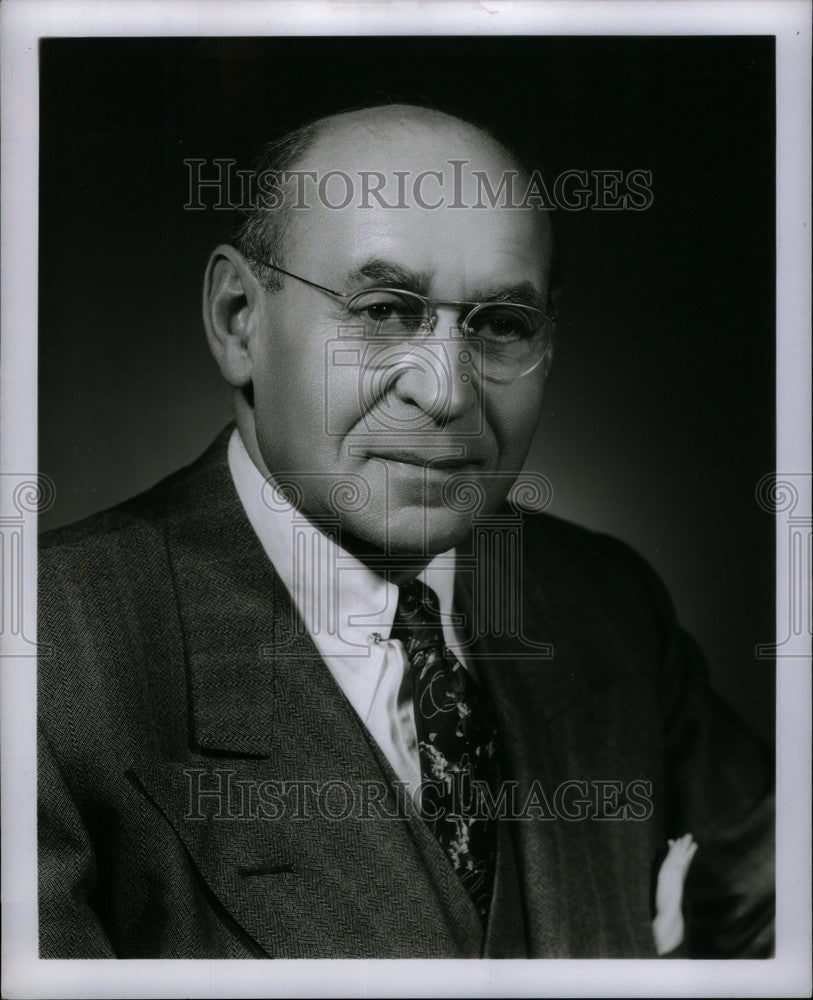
[621,540,775,958]
[658,622,774,957]
[38,728,115,958]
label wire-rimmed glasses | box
[247,258,556,383]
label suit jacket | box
[38,424,774,958]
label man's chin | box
[340,504,476,558]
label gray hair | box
[232,120,322,291]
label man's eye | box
[470,306,534,341]
[486,316,520,337]
[348,293,424,329]
[363,302,396,321]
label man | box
[38,104,774,958]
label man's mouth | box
[364,448,481,471]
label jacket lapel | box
[482,807,529,957]
[132,427,479,956]
[455,524,585,957]
[455,557,581,957]
[356,725,486,955]
[457,518,658,957]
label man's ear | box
[202,244,264,387]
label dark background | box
[39,36,775,741]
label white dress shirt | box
[227,427,473,796]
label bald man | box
[38,104,774,959]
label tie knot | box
[396,579,440,624]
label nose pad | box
[419,314,438,336]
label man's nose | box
[389,308,479,426]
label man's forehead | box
[303,108,520,184]
[274,105,553,288]
[284,194,553,294]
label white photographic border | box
[1,1,810,997]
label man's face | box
[248,119,554,554]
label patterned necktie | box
[392,578,500,922]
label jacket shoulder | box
[521,509,668,589]
[39,425,233,569]
[36,432,234,766]
[38,427,233,684]
[516,509,677,642]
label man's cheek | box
[488,386,545,466]
[324,362,368,441]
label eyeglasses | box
[246,258,556,383]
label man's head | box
[204,104,556,556]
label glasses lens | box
[344,289,430,370]
[465,303,551,381]
[342,290,552,380]
[346,289,426,338]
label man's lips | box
[364,449,482,470]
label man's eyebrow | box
[344,262,551,313]
[473,282,550,314]
[345,258,433,295]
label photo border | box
[2,1,810,997]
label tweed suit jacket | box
[38,424,774,958]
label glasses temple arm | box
[243,256,348,298]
